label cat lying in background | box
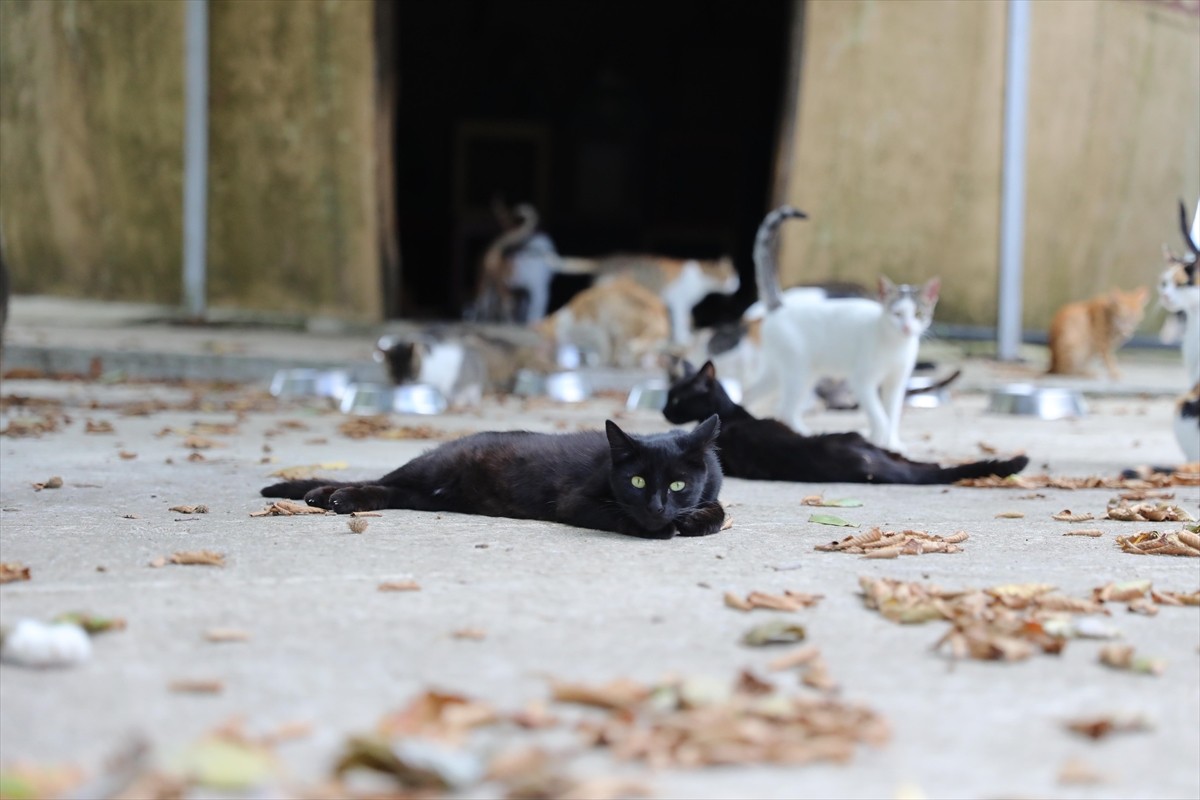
[376,328,554,405]
[262,415,726,539]
[471,203,561,324]
[748,205,940,450]
[1158,199,1200,387]
[557,254,739,345]
[534,275,670,368]
[1046,287,1148,378]
[664,360,1028,484]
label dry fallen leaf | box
[452,628,487,640]
[1098,644,1165,675]
[1063,529,1103,537]
[1057,757,1108,786]
[741,619,807,646]
[724,589,823,612]
[85,419,115,434]
[169,504,209,514]
[551,678,651,711]
[0,562,31,584]
[767,645,822,671]
[378,580,421,592]
[994,511,1025,519]
[32,475,63,491]
[169,679,224,694]
[1107,502,1195,523]
[1065,713,1152,739]
[250,500,328,517]
[118,451,137,460]
[1052,510,1094,522]
[204,628,250,643]
[1093,580,1151,603]
[167,550,225,567]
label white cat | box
[748,205,939,450]
[1158,199,1200,387]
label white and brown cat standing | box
[557,254,740,345]
[533,275,670,369]
[748,205,940,451]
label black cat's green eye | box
[631,476,646,489]
[669,480,686,492]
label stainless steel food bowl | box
[626,379,670,411]
[392,383,449,415]
[269,368,351,400]
[545,371,591,403]
[338,382,393,415]
[987,384,1087,419]
[905,374,950,409]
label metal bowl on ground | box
[987,383,1087,419]
[269,368,351,400]
[392,383,448,415]
[545,371,591,403]
[512,369,546,398]
[338,382,394,415]
[905,374,951,408]
[626,379,670,411]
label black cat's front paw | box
[675,502,726,537]
[303,485,339,509]
[322,485,389,514]
[617,518,677,539]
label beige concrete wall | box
[0,0,382,320]
[0,0,186,301]
[207,0,380,319]
[777,0,1199,330]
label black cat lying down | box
[664,361,1029,484]
[262,416,726,539]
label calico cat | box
[1175,382,1200,463]
[1158,199,1200,386]
[376,328,554,400]
[558,254,740,345]
[665,360,1029,484]
[471,204,561,324]
[1046,287,1148,378]
[749,205,940,450]
[534,275,670,368]
[261,416,726,539]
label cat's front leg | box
[674,501,726,537]
[308,484,391,514]
[1101,349,1121,380]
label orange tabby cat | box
[1047,287,1148,378]
[534,275,670,368]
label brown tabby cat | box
[1047,287,1149,378]
[534,275,670,368]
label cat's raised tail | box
[753,205,808,313]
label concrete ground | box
[1,297,1198,799]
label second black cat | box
[262,416,726,539]
[664,361,1029,484]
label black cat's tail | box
[932,454,1030,485]
[753,205,808,313]
[261,479,346,500]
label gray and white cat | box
[747,206,939,450]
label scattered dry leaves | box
[250,500,328,517]
[1106,502,1194,522]
[1115,530,1200,557]
[452,628,487,640]
[815,528,968,557]
[0,562,32,583]
[338,416,446,440]
[724,589,824,612]
[994,511,1025,519]
[956,466,1200,489]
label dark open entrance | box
[387,0,793,324]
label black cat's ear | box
[605,419,639,460]
[699,361,717,382]
[687,414,721,449]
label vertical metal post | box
[183,0,209,319]
[997,0,1030,361]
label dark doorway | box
[389,0,793,323]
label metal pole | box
[996,0,1030,361]
[183,0,209,319]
